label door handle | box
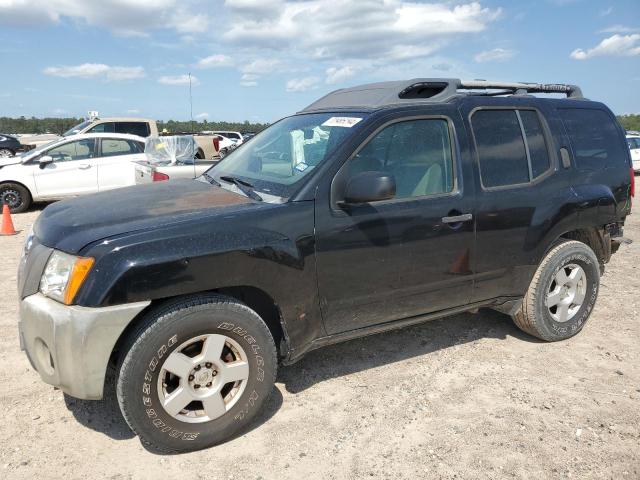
[78,163,91,170]
[442,213,473,224]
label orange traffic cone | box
[1,204,17,236]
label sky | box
[0,0,639,123]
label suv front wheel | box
[512,240,600,341]
[116,294,277,453]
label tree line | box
[2,114,639,136]
[0,116,270,135]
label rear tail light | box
[152,171,169,182]
[213,136,220,152]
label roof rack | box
[300,78,584,113]
[458,80,583,98]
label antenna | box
[189,72,196,178]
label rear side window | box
[115,122,150,137]
[560,108,626,170]
[88,122,115,133]
[101,138,141,157]
[471,109,552,188]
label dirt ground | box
[1,206,638,480]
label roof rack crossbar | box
[458,80,583,99]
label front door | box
[34,138,98,198]
[315,114,476,334]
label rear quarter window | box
[559,108,627,170]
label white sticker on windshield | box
[321,117,363,128]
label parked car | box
[0,133,145,212]
[58,117,221,160]
[627,134,640,172]
[0,133,27,157]
[211,131,244,144]
[18,79,633,452]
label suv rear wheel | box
[512,240,600,341]
[116,294,277,452]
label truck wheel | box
[219,148,228,159]
[0,182,32,213]
[512,240,600,341]
[0,148,14,157]
[116,294,277,453]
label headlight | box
[40,250,94,305]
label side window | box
[471,109,552,188]
[519,110,551,178]
[347,118,454,199]
[115,122,150,137]
[46,139,96,161]
[560,108,627,170]
[100,139,138,157]
[88,122,115,133]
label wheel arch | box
[556,226,611,267]
[107,286,289,383]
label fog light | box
[34,337,55,376]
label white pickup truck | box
[60,117,221,160]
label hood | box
[0,156,23,167]
[35,178,259,253]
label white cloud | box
[196,54,234,69]
[43,63,145,81]
[240,81,258,87]
[326,66,356,85]
[0,0,202,36]
[599,6,613,17]
[599,25,640,34]
[223,1,501,61]
[241,58,282,75]
[474,48,515,62]
[195,112,209,119]
[571,34,640,60]
[158,74,200,86]
[286,76,320,92]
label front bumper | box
[19,293,150,400]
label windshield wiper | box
[219,175,263,201]
[202,172,221,186]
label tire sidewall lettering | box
[139,322,265,442]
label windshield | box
[208,112,367,198]
[63,120,92,137]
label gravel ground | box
[1,206,639,480]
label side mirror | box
[343,171,396,204]
[38,155,53,169]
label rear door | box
[34,138,99,198]
[314,107,477,334]
[96,137,146,190]
[460,99,560,302]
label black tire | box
[0,148,14,157]
[195,149,204,160]
[0,182,32,213]
[219,148,227,159]
[512,240,600,341]
[116,294,277,453]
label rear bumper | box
[19,293,150,400]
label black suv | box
[18,79,633,452]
